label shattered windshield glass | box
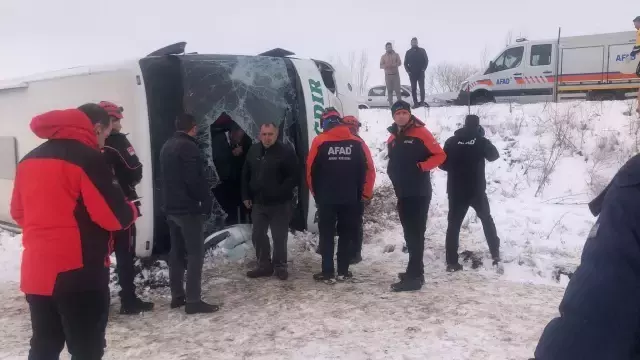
[181,55,299,232]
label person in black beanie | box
[387,100,446,291]
[439,114,500,272]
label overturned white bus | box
[0,42,359,258]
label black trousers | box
[398,196,431,278]
[318,203,360,275]
[215,182,248,226]
[167,214,205,304]
[445,192,500,265]
[409,71,426,104]
[27,290,110,360]
[251,202,292,268]
[113,224,136,304]
[342,202,364,259]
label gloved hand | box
[133,200,142,217]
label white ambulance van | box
[455,31,640,105]
[0,43,358,257]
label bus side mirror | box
[488,61,495,71]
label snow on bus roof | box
[0,60,138,90]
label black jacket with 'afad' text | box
[439,125,499,197]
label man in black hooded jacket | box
[439,114,500,272]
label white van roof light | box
[515,37,528,43]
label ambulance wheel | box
[471,94,494,105]
[588,91,618,102]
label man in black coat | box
[100,101,154,315]
[160,114,219,314]
[404,37,429,108]
[531,153,640,360]
[439,114,500,272]
[211,122,252,225]
[241,122,299,280]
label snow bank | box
[0,231,21,283]
[357,100,637,285]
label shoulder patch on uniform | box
[127,146,136,156]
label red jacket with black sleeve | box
[387,116,446,198]
[10,109,138,296]
[306,125,376,205]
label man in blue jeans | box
[160,114,219,315]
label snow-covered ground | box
[0,100,638,359]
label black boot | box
[170,296,186,309]
[274,267,289,281]
[247,265,274,278]
[120,297,155,315]
[350,253,362,265]
[185,300,220,315]
[313,272,335,282]
[397,272,425,285]
[446,263,463,272]
[391,278,422,292]
[336,271,353,282]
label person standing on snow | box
[100,101,154,315]
[380,42,403,107]
[307,108,376,282]
[531,153,640,360]
[387,100,446,292]
[341,115,367,265]
[404,37,429,108]
[438,114,501,272]
[241,122,299,281]
[160,114,219,314]
[11,104,139,359]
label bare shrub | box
[427,62,480,94]
[513,104,584,197]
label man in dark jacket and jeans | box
[100,101,154,315]
[160,114,218,314]
[242,122,299,280]
[387,100,446,292]
[404,37,429,108]
[531,153,640,360]
[439,114,501,272]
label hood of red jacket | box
[30,109,99,148]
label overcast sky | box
[1,0,638,86]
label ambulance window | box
[368,86,386,96]
[530,44,552,66]
[492,46,524,72]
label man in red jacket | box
[387,100,446,292]
[10,104,138,360]
[307,108,376,282]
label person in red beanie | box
[100,101,154,315]
[10,103,138,360]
